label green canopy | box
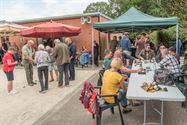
[93,7,177,33]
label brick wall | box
[8,15,109,57]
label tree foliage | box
[84,0,187,41]
[83,2,113,18]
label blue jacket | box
[68,43,76,60]
[119,37,131,51]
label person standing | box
[51,39,70,87]
[119,32,132,56]
[94,40,99,67]
[66,38,76,81]
[35,44,51,93]
[2,40,9,53]
[110,36,118,53]
[0,42,3,63]
[21,40,36,86]
[2,47,18,94]
[46,46,59,82]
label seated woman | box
[101,58,132,113]
[80,46,89,68]
[155,45,168,63]
[138,44,155,60]
[81,46,88,53]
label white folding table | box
[127,62,185,125]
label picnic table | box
[127,61,185,125]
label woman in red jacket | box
[2,47,18,94]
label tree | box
[108,0,187,37]
[83,2,113,18]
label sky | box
[0,0,108,21]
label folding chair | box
[174,73,187,109]
[93,86,125,125]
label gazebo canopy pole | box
[176,24,179,55]
[92,27,94,68]
[107,33,110,49]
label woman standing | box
[35,44,51,93]
[2,47,18,94]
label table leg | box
[143,101,164,125]
[144,100,147,124]
[161,101,164,125]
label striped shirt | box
[159,55,179,74]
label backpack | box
[79,81,94,108]
[79,82,99,115]
[88,90,99,115]
[154,68,174,85]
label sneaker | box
[8,90,19,95]
[49,79,54,82]
[11,90,19,94]
[122,108,132,114]
[28,84,34,86]
[39,90,46,94]
[32,82,37,85]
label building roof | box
[14,12,112,24]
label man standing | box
[119,32,132,55]
[65,38,76,81]
[110,36,118,53]
[51,39,70,87]
[94,40,99,67]
[22,40,36,86]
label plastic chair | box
[93,86,125,125]
[174,73,187,109]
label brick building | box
[5,12,112,58]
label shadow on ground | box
[35,75,187,125]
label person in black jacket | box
[94,41,99,66]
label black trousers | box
[94,54,99,66]
[37,66,48,91]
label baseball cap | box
[169,47,176,52]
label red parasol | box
[20,21,81,38]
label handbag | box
[154,67,174,85]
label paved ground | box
[35,74,187,125]
[1,65,187,125]
[0,66,98,125]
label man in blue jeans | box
[65,38,76,81]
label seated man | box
[159,47,180,74]
[101,58,132,113]
[138,44,155,60]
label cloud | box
[0,2,41,21]
[0,0,108,21]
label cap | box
[169,47,176,52]
[124,32,129,35]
